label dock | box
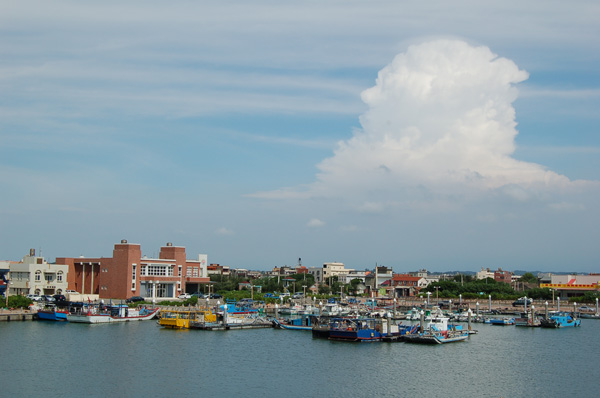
[189,321,273,331]
[0,309,36,322]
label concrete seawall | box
[0,309,36,321]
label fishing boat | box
[540,312,581,328]
[272,315,314,330]
[579,312,600,319]
[328,317,417,342]
[403,314,470,344]
[406,308,423,321]
[403,325,469,344]
[488,318,515,325]
[321,303,349,317]
[37,306,68,321]
[68,303,159,324]
[190,310,271,330]
[514,312,541,327]
[159,308,216,329]
[279,304,304,315]
[311,316,333,338]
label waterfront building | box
[541,274,600,299]
[9,249,69,296]
[0,261,10,296]
[56,240,210,301]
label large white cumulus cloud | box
[255,39,594,203]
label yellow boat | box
[159,309,217,329]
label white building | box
[476,268,494,280]
[322,262,354,284]
[342,271,368,284]
[9,249,69,296]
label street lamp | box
[302,285,307,304]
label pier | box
[0,308,36,322]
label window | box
[35,270,41,282]
[132,265,137,290]
[186,268,192,277]
[193,267,198,277]
[57,271,63,282]
[45,273,53,283]
[140,265,146,276]
[178,265,182,277]
[146,264,174,276]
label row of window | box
[33,270,63,283]
[140,264,175,277]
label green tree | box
[519,273,538,284]
[4,295,32,308]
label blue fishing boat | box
[540,312,581,328]
[37,307,68,321]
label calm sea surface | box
[1,318,599,397]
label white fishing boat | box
[67,303,159,324]
[321,303,349,317]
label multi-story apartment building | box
[322,262,355,285]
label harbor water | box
[1,319,599,397]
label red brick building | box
[57,240,210,300]
[494,268,512,284]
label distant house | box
[308,267,323,284]
[477,267,513,283]
[365,266,393,291]
[384,274,426,297]
[494,268,512,283]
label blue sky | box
[1,1,598,272]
